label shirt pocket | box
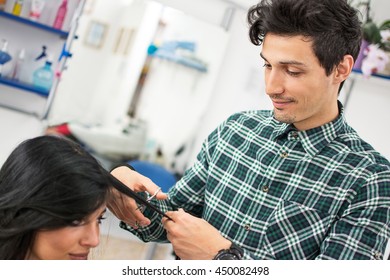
[262,199,337,259]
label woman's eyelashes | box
[97,215,106,224]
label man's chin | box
[273,111,295,124]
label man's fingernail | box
[140,221,149,226]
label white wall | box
[49,0,163,125]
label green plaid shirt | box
[123,102,390,259]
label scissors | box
[109,173,172,220]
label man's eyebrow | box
[260,52,307,67]
[260,52,268,61]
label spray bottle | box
[0,39,12,77]
[32,54,54,92]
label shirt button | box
[244,224,251,231]
[262,185,269,192]
[373,252,382,260]
[291,131,298,138]
[280,152,288,158]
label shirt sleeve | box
[316,168,390,259]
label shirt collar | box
[271,101,347,157]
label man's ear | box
[334,54,354,83]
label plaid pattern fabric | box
[123,102,390,259]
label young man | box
[109,0,390,259]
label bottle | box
[29,0,46,21]
[10,48,25,81]
[53,0,67,30]
[0,39,12,77]
[12,0,24,16]
[0,0,7,11]
[32,54,54,92]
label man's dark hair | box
[248,0,362,76]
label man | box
[109,0,390,259]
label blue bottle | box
[33,55,54,92]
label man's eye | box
[286,70,301,77]
[263,63,272,69]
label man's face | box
[261,33,339,130]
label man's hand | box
[108,166,167,228]
[162,209,231,259]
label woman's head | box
[0,136,112,259]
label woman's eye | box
[98,216,107,224]
[71,219,85,227]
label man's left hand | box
[162,209,231,260]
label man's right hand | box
[108,166,168,228]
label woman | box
[0,135,113,260]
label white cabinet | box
[0,0,85,119]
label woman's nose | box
[80,223,100,248]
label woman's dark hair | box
[248,0,362,76]
[0,136,112,259]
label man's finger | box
[138,174,169,200]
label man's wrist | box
[110,163,135,173]
[213,241,244,260]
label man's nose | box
[265,70,284,96]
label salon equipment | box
[152,40,208,72]
[35,45,47,61]
[68,119,146,160]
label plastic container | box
[10,48,25,80]
[0,39,12,77]
[12,0,24,16]
[0,0,7,11]
[32,55,54,92]
[29,0,46,21]
[53,0,67,30]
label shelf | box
[0,11,69,38]
[0,76,49,97]
[352,69,390,80]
